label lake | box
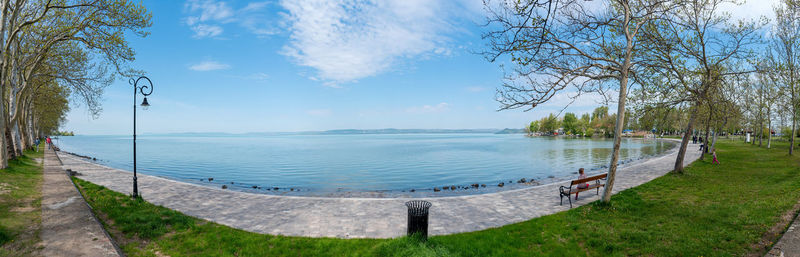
[54,134,674,197]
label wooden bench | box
[559,173,607,208]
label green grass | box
[0,146,44,256]
[73,140,800,256]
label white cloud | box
[306,109,332,116]
[184,0,278,38]
[245,72,269,80]
[191,24,223,38]
[720,0,778,23]
[189,61,231,71]
[406,102,450,113]
[279,0,477,83]
[466,86,486,92]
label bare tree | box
[770,0,800,155]
[639,0,763,172]
[482,0,669,202]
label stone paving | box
[767,211,800,257]
[57,139,702,239]
[41,147,120,256]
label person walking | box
[692,135,697,144]
[712,149,720,165]
[34,138,40,152]
[46,136,52,150]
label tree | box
[483,0,671,202]
[529,120,540,136]
[640,0,763,171]
[0,0,151,167]
[579,113,590,135]
[769,0,800,155]
[562,112,578,135]
[541,113,561,134]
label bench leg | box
[568,195,572,208]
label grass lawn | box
[72,140,800,256]
[0,146,44,256]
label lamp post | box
[130,76,153,198]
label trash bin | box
[405,200,432,239]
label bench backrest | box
[570,173,608,185]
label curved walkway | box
[56,139,702,239]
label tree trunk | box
[767,108,772,149]
[711,127,719,152]
[701,109,712,160]
[789,109,797,155]
[674,107,698,173]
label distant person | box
[46,136,52,149]
[692,135,697,144]
[34,138,40,152]
[575,168,588,200]
[712,149,720,165]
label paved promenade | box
[41,148,120,256]
[767,212,800,257]
[57,139,701,239]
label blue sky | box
[62,0,776,135]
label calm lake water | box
[54,134,674,197]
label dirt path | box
[40,147,120,257]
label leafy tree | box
[529,121,540,135]
[562,113,578,135]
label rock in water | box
[222,185,228,189]
[433,187,441,192]
[208,178,214,181]
[498,182,505,187]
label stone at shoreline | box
[518,178,526,183]
[471,183,479,188]
[498,182,504,187]
[252,185,258,189]
[222,185,227,189]
[274,187,279,190]
[409,189,415,192]
[208,178,214,181]
[449,186,455,190]
[433,187,440,192]
[481,184,486,187]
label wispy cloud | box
[279,0,477,83]
[466,86,486,92]
[245,72,269,80]
[306,109,332,116]
[184,0,279,38]
[189,60,231,71]
[406,102,450,114]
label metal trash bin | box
[405,200,432,239]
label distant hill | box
[318,129,500,135]
[148,129,511,136]
[494,128,527,134]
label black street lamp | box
[130,76,153,198]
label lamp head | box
[141,97,150,110]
